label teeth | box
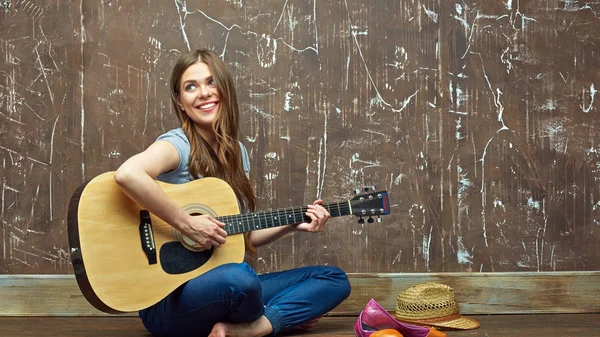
[200,103,216,109]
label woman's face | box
[178,61,220,133]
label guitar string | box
[219,202,354,234]
[217,200,383,234]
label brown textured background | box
[1,0,599,275]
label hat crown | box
[396,282,459,320]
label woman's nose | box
[198,85,211,98]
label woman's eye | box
[185,84,197,91]
[208,79,215,86]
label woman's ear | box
[175,94,184,111]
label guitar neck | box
[218,201,352,234]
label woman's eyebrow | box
[183,77,212,84]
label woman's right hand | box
[181,214,227,251]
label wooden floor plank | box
[4,272,599,316]
[0,314,599,336]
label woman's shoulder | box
[237,140,249,158]
[155,128,190,163]
[238,140,250,175]
[157,128,188,143]
[155,128,192,183]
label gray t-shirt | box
[155,128,250,184]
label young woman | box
[114,49,351,337]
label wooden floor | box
[1,314,599,336]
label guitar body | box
[68,171,391,314]
[68,172,245,313]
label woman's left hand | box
[295,200,330,233]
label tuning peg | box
[358,217,365,224]
[362,185,376,192]
[354,188,361,195]
[368,216,374,223]
[377,216,382,223]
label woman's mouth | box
[197,102,218,112]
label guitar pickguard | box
[160,242,214,274]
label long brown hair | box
[170,49,257,256]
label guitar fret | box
[291,208,297,224]
[270,210,276,227]
[241,213,247,232]
[242,213,248,232]
[295,206,303,224]
[238,214,243,232]
[230,215,237,232]
[231,215,235,231]
[274,209,281,227]
[302,206,308,223]
[327,203,334,217]
[262,210,268,230]
[330,202,340,217]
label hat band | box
[398,312,462,324]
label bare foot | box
[208,316,273,337]
[294,316,321,330]
[208,322,228,337]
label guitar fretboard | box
[218,201,352,234]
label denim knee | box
[320,266,352,300]
[217,263,262,303]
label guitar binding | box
[67,179,123,314]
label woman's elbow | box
[114,165,136,187]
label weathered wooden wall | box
[1,1,599,275]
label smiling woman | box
[165,50,253,213]
[111,49,352,337]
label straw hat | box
[394,282,480,330]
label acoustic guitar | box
[68,171,390,313]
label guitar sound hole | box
[160,241,214,274]
[178,213,204,251]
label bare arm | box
[249,225,295,247]
[249,200,330,247]
[114,141,227,250]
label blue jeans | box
[139,262,351,337]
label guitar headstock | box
[350,187,390,224]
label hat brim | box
[394,315,480,330]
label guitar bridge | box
[139,210,157,265]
